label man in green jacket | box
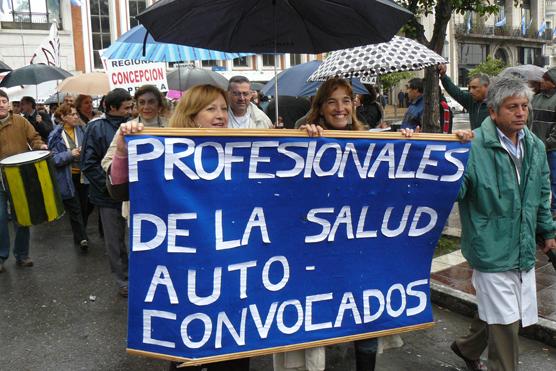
[451,77,556,371]
[438,64,490,129]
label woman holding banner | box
[291,77,382,371]
[105,84,249,371]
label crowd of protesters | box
[1,67,556,371]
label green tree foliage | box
[380,71,414,91]
[468,56,506,77]
[397,1,498,132]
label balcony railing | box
[1,11,59,30]
[455,23,552,41]
[13,11,49,23]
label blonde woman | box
[106,84,247,371]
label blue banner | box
[126,133,470,362]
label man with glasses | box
[227,75,272,129]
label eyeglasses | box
[230,91,251,98]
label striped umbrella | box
[102,25,253,62]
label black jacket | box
[81,114,129,208]
[23,110,53,142]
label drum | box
[0,150,64,226]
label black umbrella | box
[138,0,412,124]
[167,66,229,91]
[137,0,413,54]
[0,64,72,88]
[0,60,12,73]
[260,60,369,97]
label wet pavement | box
[1,211,556,370]
[431,250,556,323]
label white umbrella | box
[309,36,447,81]
[500,65,547,82]
[57,72,110,96]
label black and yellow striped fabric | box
[1,154,64,226]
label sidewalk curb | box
[431,281,556,347]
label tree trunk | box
[422,66,440,132]
[420,0,452,133]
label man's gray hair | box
[487,76,533,113]
[228,75,250,90]
[469,73,490,87]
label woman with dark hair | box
[302,77,366,132]
[133,84,168,127]
[74,94,97,125]
[102,85,168,228]
[279,78,377,371]
[49,103,89,250]
[357,86,386,129]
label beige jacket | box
[0,114,45,160]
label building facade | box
[443,0,550,86]
[0,0,76,71]
[0,0,317,82]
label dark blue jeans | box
[548,151,556,213]
[0,190,30,262]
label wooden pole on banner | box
[135,127,464,142]
[127,322,435,366]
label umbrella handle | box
[143,29,150,58]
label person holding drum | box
[49,103,89,251]
[0,90,47,273]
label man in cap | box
[531,67,556,215]
[438,64,490,129]
[227,75,272,129]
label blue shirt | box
[496,127,525,160]
[401,95,424,129]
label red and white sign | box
[103,59,168,93]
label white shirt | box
[472,268,538,327]
[228,102,273,129]
[229,105,251,128]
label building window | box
[91,0,111,69]
[262,54,276,67]
[233,56,251,68]
[0,0,61,30]
[289,54,303,66]
[518,47,542,65]
[202,60,218,67]
[129,0,147,28]
[459,43,488,65]
[496,0,505,23]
